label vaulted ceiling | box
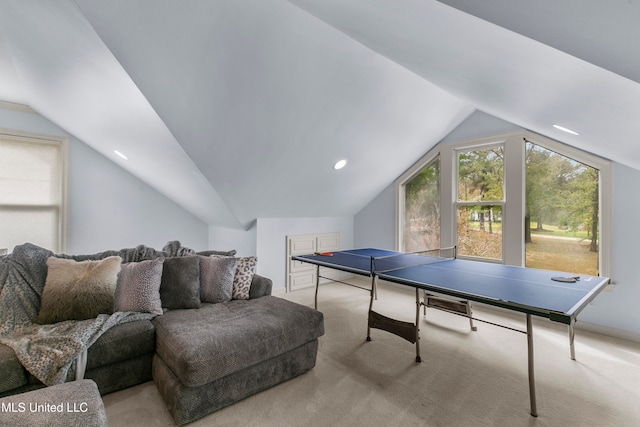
[1,1,639,229]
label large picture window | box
[0,131,67,253]
[456,145,504,261]
[525,140,600,276]
[397,131,610,277]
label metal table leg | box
[366,275,376,341]
[569,318,576,360]
[526,314,538,417]
[314,265,320,310]
[415,288,421,362]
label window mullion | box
[440,145,456,250]
[503,135,526,267]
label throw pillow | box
[232,256,257,300]
[196,249,237,257]
[199,256,237,303]
[36,256,122,324]
[159,256,201,309]
[114,258,164,315]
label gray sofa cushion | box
[196,249,237,257]
[86,319,155,370]
[86,353,153,395]
[0,343,27,394]
[249,274,272,299]
[153,296,324,388]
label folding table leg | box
[366,275,375,341]
[314,265,320,310]
[526,314,538,417]
[415,288,421,362]
[569,318,576,360]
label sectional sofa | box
[0,242,324,425]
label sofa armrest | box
[249,274,272,299]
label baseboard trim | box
[574,321,640,343]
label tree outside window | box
[525,141,599,275]
[403,157,440,253]
[456,146,504,261]
[397,130,609,278]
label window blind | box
[0,134,63,253]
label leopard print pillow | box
[232,257,257,300]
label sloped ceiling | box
[438,0,640,84]
[1,0,639,228]
[290,0,640,169]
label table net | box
[372,247,456,274]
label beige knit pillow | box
[36,256,122,324]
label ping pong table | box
[292,248,610,417]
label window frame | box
[0,128,69,253]
[395,130,611,277]
[399,154,441,253]
[454,140,506,263]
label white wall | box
[208,224,257,257]
[0,105,208,254]
[578,162,640,335]
[354,110,640,339]
[354,184,395,250]
[256,217,354,292]
[68,139,208,253]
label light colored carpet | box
[104,280,640,426]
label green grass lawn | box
[459,220,598,275]
[526,236,598,275]
[530,223,591,239]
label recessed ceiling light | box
[114,150,128,160]
[333,159,347,170]
[553,124,580,136]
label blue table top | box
[292,248,610,323]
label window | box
[402,157,440,252]
[0,131,67,253]
[456,145,504,261]
[397,131,611,277]
[525,140,601,276]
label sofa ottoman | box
[0,379,107,427]
[152,295,324,425]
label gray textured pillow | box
[115,258,164,315]
[160,256,201,309]
[36,256,122,324]
[199,256,237,303]
[232,256,257,300]
[196,249,237,257]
